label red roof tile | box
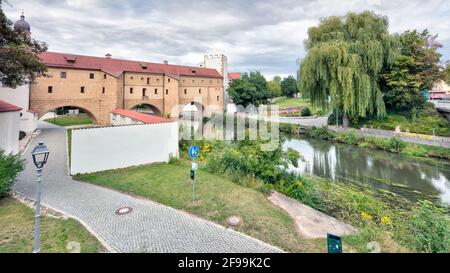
[111,109,175,124]
[228,72,241,80]
[0,100,22,113]
[39,52,223,79]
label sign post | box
[327,233,342,253]
[188,145,200,202]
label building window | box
[60,72,66,78]
[166,89,168,95]
[130,87,133,94]
[199,88,201,94]
[147,78,150,84]
[184,89,187,94]
[154,88,158,94]
[210,80,212,83]
[48,86,53,93]
[81,86,85,93]
[192,80,195,83]
[141,77,144,80]
[89,73,94,79]
[168,78,170,83]
[102,87,105,94]
[156,78,159,82]
[201,80,204,83]
[104,74,107,79]
[142,88,147,97]
[217,96,219,101]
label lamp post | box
[31,142,50,253]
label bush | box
[395,200,450,253]
[305,126,335,140]
[275,174,324,210]
[301,107,312,117]
[0,150,24,197]
[387,137,406,152]
[335,131,360,145]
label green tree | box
[398,30,443,90]
[383,55,423,111]
[300,11,399,127]
[267,76,282,98]
[0,0,47,87]
[445,62,450,84]
[281,76,298,98]
[227,71,269,107]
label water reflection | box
[284,136,450,205]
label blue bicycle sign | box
[188,145,200,159]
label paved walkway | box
[268,192,357,239]
[14,124,281,253]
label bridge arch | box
[38,105,99,124]
[130,103,162,116]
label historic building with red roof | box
[30,51,225,125]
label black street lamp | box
[31,142,50,253]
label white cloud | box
[4,0,450,78]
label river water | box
[283,135,450,205]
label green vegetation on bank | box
[44,114,92,127]
[360,104,450,137]
[0,198,104,253]
[186,139,450,253]
[280,124,450,160]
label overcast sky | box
[4,0,450,79]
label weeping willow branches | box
[300,11,399,121]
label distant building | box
[429,81,450,100]
[203,54,230,109]
[228,72,241,81]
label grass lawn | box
[0,197,104,253]
[76,161,328,253]
[272,97,329,115]
[44,114,92,127]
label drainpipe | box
[162,74,165,116]
[122,72,126,109]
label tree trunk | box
[343,112,349,128]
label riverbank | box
[279,124,450,161]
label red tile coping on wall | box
[0,100,22,113]
[39,52,223,79]
[111,109,175,124]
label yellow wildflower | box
[360,211,373,220]
[381,215,393,226]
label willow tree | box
[300,11,399,127]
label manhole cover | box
[115,207,133,215]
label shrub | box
[335,131,360,145]
[387,137,406,152]
[301,107,312,117]
[275,174,324,210]
[305,126,335,140]
[395,200,450,253]
[0,150,25,197]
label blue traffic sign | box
[188,145,200,159]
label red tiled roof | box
[228,72,241,80]
[0,100,22,113]
[111,109,175,124]
[39,52,223,79]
